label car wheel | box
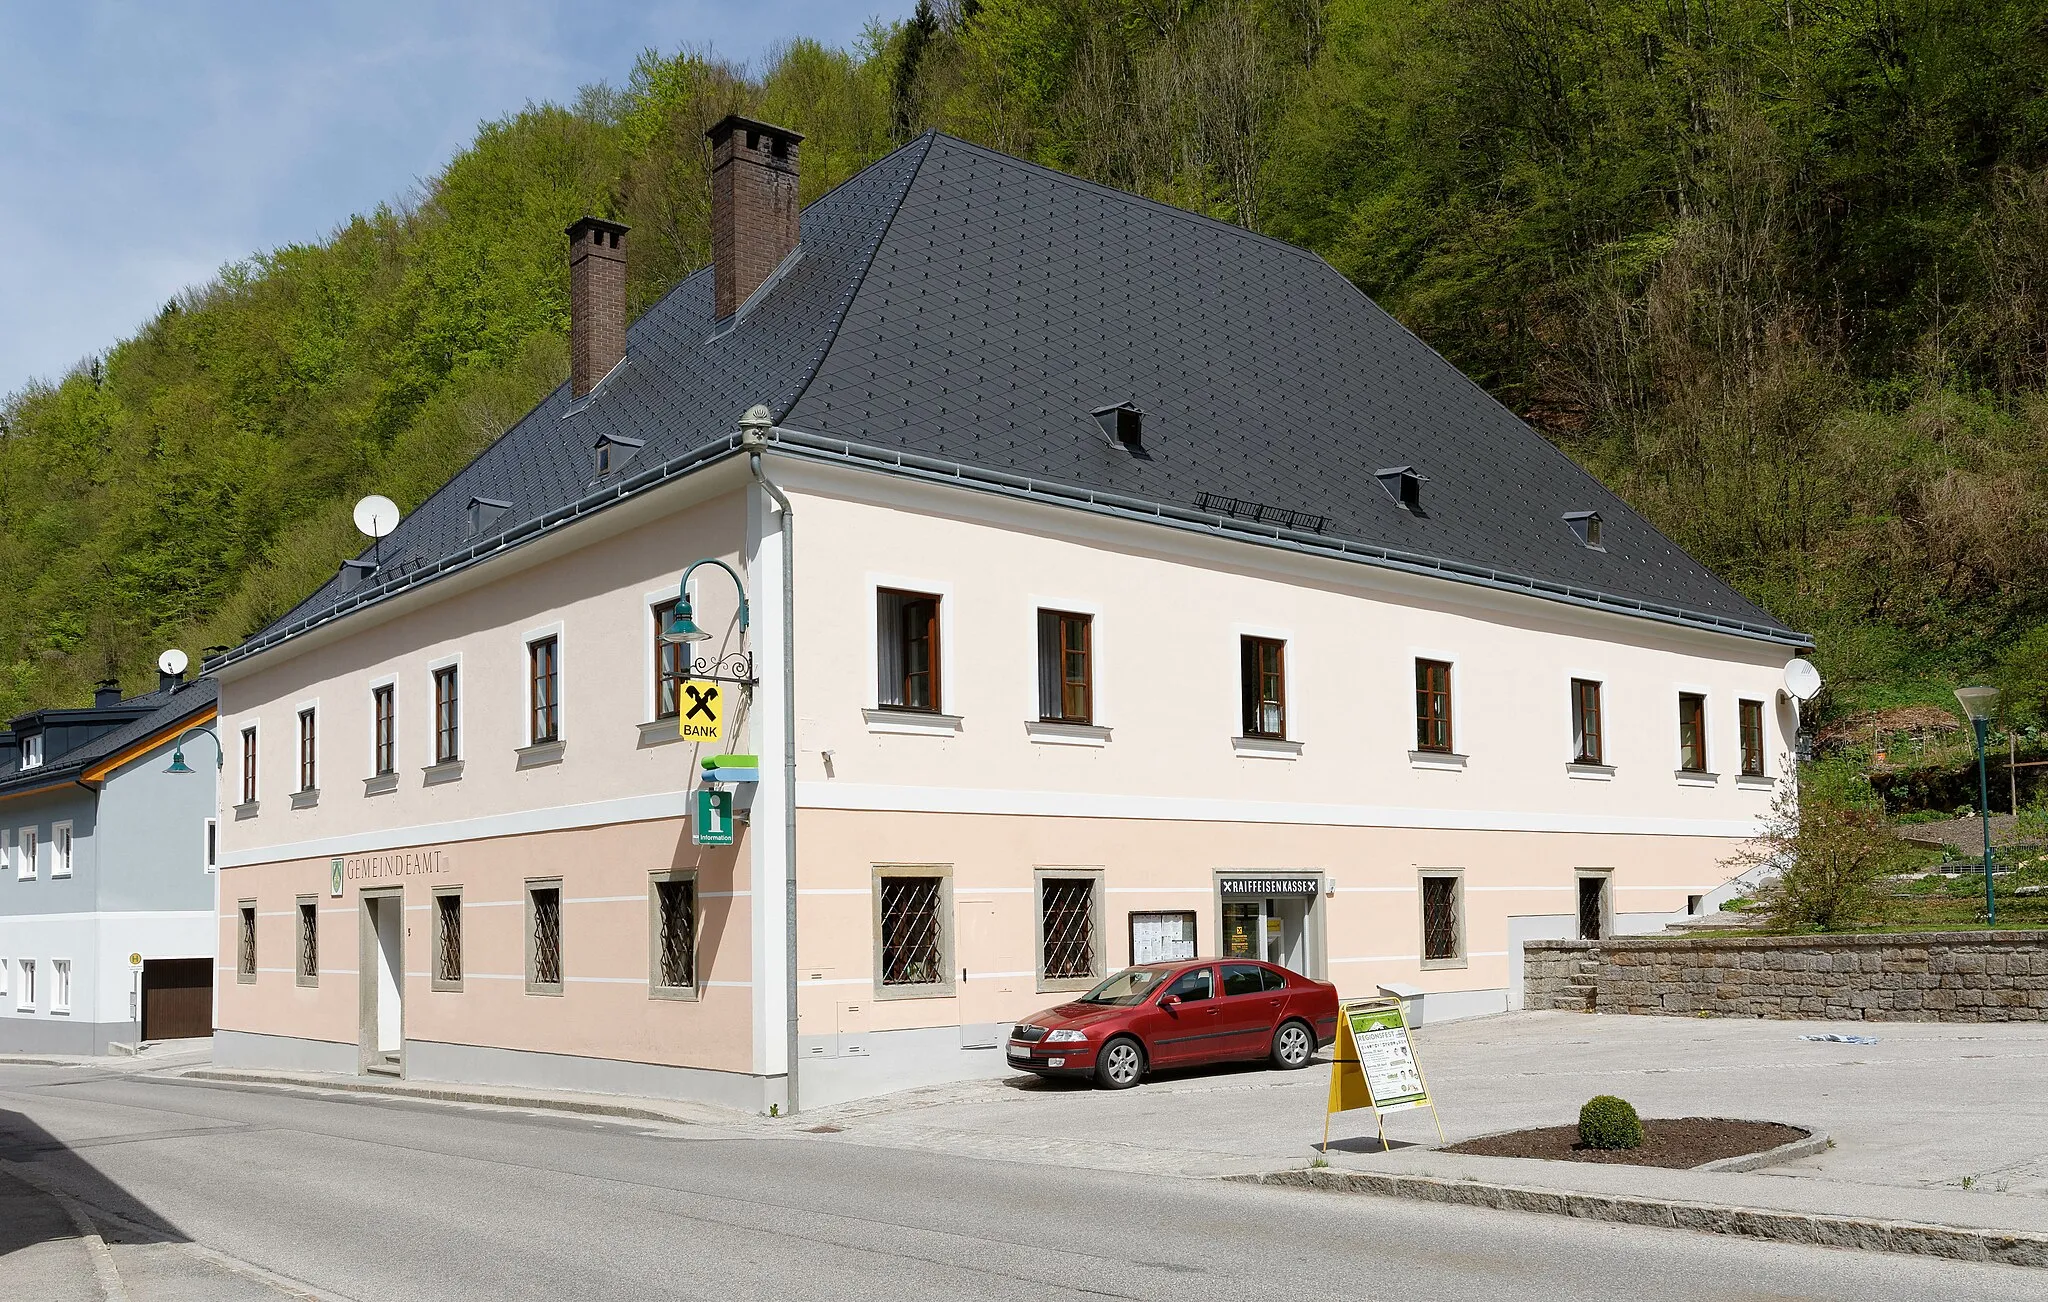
[1271,1020,1314,1070]
[1095,1036,1146,1090]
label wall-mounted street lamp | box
[163,726,223,774]
[1955,685,2000,927]
[662,558,750,646]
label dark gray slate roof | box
[0,677,218,792]
[225,131,1796,669]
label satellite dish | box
[1783,657,1823,702]
[353,495,399,539]
[157,648,189,677]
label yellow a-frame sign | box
[1323,996,1445,1153]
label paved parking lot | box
[806,1011,2048,1207]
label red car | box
[1006,959,1340,1089]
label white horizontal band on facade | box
[1329,955,1422,964]
[703,980,752,988]
[1467,885,1571,892]
[801,976,872,986]
[797,888,871,896]
[1106,886,1208,894]
[1335,886,1414,893]
[965,969,1034,980]
[796,782,1766,839]
[215,788,696,869]
[566,896,642,905]
[0,910,215,925]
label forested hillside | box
[4,0,2046,742]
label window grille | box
[238,904,257,978]
[435,893,462,985]
[1678,693,1707,772]
[654,604,686,720]
[1739,699,1765,776]
[1036,611,1093,724]
[1240,636,1286,738]
[877,590,941,712]
[878,876,944,987]
[529,637,560,744]
[373,685,395,775]
[656,879,695,989]
[434,666,460,763]
[529,885,562,988]
[1416,659,1453,752]
[298,709,317,792]
[1578,876,1607,941]
[297,901,318,979]
[1422,876,1460,961]
[1039,878,1098,981]
[1571,678,1603,765]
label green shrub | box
[1578,1095,1644,1150]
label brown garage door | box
[141,958,213,1041]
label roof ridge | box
[773,131,938,420]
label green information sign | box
[693,788,735,846]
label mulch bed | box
[1442,1118,1808,1168]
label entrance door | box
[1578,875,1609,940]
[956,895,1021,1048]
[140,958,213,1041]
[1221,895,1313,975]
[361,892,404,1070]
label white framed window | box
[17,827,37,881]
[51,959,70,1013]
[19,733,42,769]
[203,818,218,873]
[0,956,8,998]
[522,623,565,748]
[51,822,73,879]
[17,959,35,1011]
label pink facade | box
[214,453,1798,1111]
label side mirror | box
[1160,994,1182,1011]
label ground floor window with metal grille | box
[296,898,319,985]
[237,902,257,982]
[876,872,950,995]
[651,874,696,995]
[1420,873,1463,965]
[1578,873,1610,941]
[1037,873,1102,987]
[526,881,562,993]
[433,890,462,990]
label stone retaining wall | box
[1523,931,2048,1021]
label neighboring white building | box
[210,119,1807,1111]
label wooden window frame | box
[433,666,461,764]
[1738,699,1766,777]
[297,708,317,793]
[1678,693,1708,773]
[240,727,258,805]
[372,684,396,776]
[1038,610,1094,725]
[653,602,686,721]
[878,589,943,713]
[528,635,560,745]
[1571,678,1604,765]
[1240,636,1287,739]
[1416,659,1454,754]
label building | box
[0,673,220,1052]
[209,119,1808,1111]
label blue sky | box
[0,1,902,395]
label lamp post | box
[163,726,223,774]
[1955,686,2000,927]
[661,559,750,646]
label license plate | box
[1006,1045,1028,1059]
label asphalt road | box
[0,1063,2039,1302]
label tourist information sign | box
[693,789,734,846]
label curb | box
[1229,1168,2048,1268]
[176,1069,719,1127]
[1695,1128,1830,1173]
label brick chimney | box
[707,115,804,319]
[565,216,629,398]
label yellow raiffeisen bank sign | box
[678,678,724,746]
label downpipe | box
[745,426,799,1114]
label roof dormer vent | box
[466,496,512,538]
[338,558,380,591]
[1092,401,1145,454]
[1375,466,1427,514]
[594,433,645,478]
[1564,511,1605,549]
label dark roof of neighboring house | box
[0,678,219,794]
[216,132,1800,672]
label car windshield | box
[1077,966,1176,1006]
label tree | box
[1724,765,1910,932]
